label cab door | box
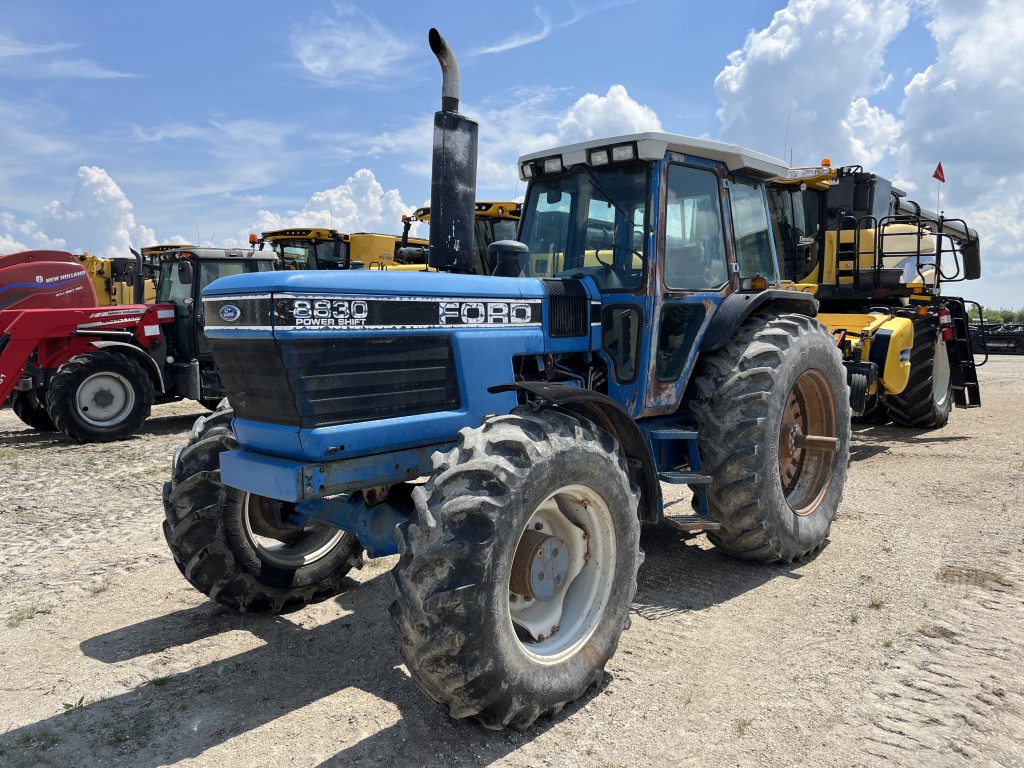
[643,162,731,414]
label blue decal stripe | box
[0,275,88,295]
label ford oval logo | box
[219,304,242,322]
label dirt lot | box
[1,357,1022,768]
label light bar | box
[778,166,832,181]
[543,157,564,174]
[611,144,636,162]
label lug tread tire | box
[9,389,57,432]
[691,314,851,564]
[389,408,642,731]
[886,315,951,429]
[163,404,362,613]
[46,351,153,442]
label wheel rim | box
[777,369,838,517]
[76,372,135,427]
[507,483,616,665]
[932,339,951,407]
[241,493,347,569]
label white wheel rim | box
[933,339,951,407]
[507,483,616,665]
[76,372,135,427]
[241,492,346,569]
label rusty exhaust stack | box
[426,28,478,273]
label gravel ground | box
[0,356,1022,767]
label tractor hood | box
[202,269,597,337]
[201,269,601,463]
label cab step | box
[665,514,721,532]
[648,427,699,441]
[658,471,712,485]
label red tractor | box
[2,246,277,441]
[1,249,174,441]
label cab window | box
[663,165,728,290]
[730,178,777,282]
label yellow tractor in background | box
[71,244,195,306]
[256,201,521,275]
[403,201,521,274]
[766,162,981,428]
[255,227,429,270]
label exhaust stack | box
[426,28,478,273]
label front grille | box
[542,278,588,337]
[213,336,460,428]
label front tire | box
[886,314,951,429]
[46,351,153,442]
[163,404,363,612]
[9,388,56,432]
[691,314,851,563]
[390,408,642,730]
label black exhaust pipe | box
[426,28,478,273]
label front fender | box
[489,382,661,523]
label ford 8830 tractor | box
[163,29,850,730]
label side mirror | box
[177,260,194,285]
[961,238,981,280]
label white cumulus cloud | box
[715,0,909,166]
[249,169,418,239]
[556,85,662,144]
[1,167,155,257]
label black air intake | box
[543,279,589,337]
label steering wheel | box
[593,243,643,270]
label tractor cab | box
[155,247,277,404]
[409,201,521,274]
[257,228,354,270]
[140,244,195,292]
[515,133,811,416]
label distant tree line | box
[981,307,1024,324]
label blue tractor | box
[163,29,850,730]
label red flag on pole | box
[933,162,945,183]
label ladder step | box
[665,514,721,532]
[658,471,712,485]
[649,427,699,440]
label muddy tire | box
[691,314,851,563]
[9,388,56,432]
[46,351,153,442]
[163,404,362,612]
[886,315,951,429]
[390,408,642,730]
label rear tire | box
[691,314,851,563]
[9,388,56,432]
[163,404,362,612]
[46,351,153,442]
[886,315,951,429]
[390,408,642,730]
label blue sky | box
[2,0,1021,309]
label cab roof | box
[157,247,278,262]
[518,131,789,180]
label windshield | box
[519,163,647,292]
[273,240,349,270]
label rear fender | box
[700,290,817,352]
